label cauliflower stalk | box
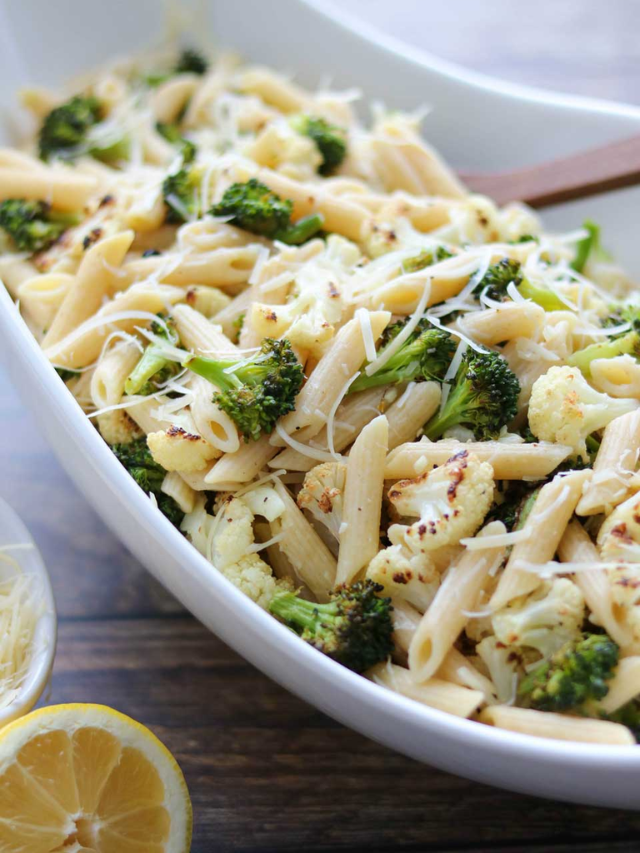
[598,492,640,563]
[181,493,291,609]
[387,450,495,554]
[528,365,638,460]
[492,578,585,659]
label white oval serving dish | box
[0,497,56,727]
[2,0,640,807]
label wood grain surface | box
[6,2,640,850]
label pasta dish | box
[6,46,640,746]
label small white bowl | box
[0,497,56,727]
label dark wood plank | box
[44,619,640,852]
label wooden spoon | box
[458,134,640,208]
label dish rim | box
[0,495,57,727]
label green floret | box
[156,122,197,164]
[291,114,347,175]
[568,305,640,377]
[423,348,520,441]
[162,165,202,223]
[571,219,611,273]
[0,199,79,253]
[473,258,566,312]
[231,312,245,344]
[402,246,453,273]
[268,580,394,673]
[487,484,540,533]
[124,316,181,396]
[211,178,324,244]
[38,94,128,163]
[184,338,304,441]
[111,437,184,528]
[518,632,619,713]
[349,320,456,393]
[175,48,208,75]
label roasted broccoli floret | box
[184,338,304,441]
[402,246,453,273]
[349,320,455,392]
[473,258,565,311]
[111,437,184,527]
[268,580,394,673]
[518,632,619,713]
[423,349,520,441]
[290,115,347,175]
[156,122,197,164]
[124,316,181,396]
[175,48,209,75]
[211,178,324,244]
[487,484,540,533]
[162,165,202,223]
[571,219,611,273]
[38,94,128,163]
[0,199,79,253]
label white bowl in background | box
[0,497,56,727]
[1,0,640,807]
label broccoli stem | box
[350,338,427,392]
[568,331,640,377]
[269,593,330,633]
[571,220,606,273]
[274,213,324,245]
[422,382,473,440]
[517,279,566,312]
[124,346,174,395]
[182,355,241,391]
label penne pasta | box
[369,662,484,718]
[479,706,635,745]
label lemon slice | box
[0,703,192,853]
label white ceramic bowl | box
[0,497,56,727]
[2,0,640,807]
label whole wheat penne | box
[460,301,546,345]
[173,303,239,356]
[490,469,592,611]
[0,166,98,211]
[386,382,441,450]
[385,439,572,481]
[597,657,640,714]
[120,246,262,289]
[205,436,278,486]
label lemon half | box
[0,703,192,853]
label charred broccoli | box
[111,437,184,527]
[184,337,304,441]
[0,199,79,253]
[349,319,455,392]
[423,349,520,441]
[38,94,128,163]
[518,632,619,712]
[402,246,453,273]
[291,114,347,175]
[473,258,566,311]
[175,48,209,75]
[268,580,394,673]
[124,316,181,396]
[211,178,324,244]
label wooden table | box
[7,1,640,849]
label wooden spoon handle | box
[458,133,640,208]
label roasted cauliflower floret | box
[366,544,439,613]
[97,409,143,446]
[476,636,518,704]
[211,496,255,570]
[387,450,494,553]
[221,553,293,609]
[492,578,585,659]
[609,563,640,646]
[528,365,638,460]
[297,462,346,541]
[146,425,219,472]
[598,492,640,563]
